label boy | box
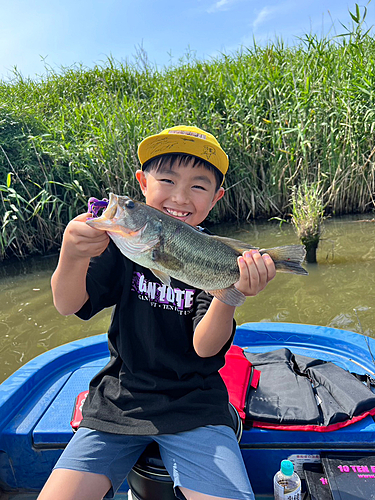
[39,126,275,500]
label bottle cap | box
[280,460,294,476]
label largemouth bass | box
[86,193,308,306]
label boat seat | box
[32,363,105,447]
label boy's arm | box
[51,213,109,316]
[193,250,275,357]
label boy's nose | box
[171,188,189,205]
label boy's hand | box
[194,250,275,357]
[234,250,276,297]
[62,213,110,260]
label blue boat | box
[1,322,375,499]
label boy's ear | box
[210,187,225,209]
[135,170,147,195]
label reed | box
[290,182,326,263]
[0,5,374,259]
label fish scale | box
[159,226,241,289]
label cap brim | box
[138,133,228,176]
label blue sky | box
[1,0,374,80]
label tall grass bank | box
[1,11,375,259]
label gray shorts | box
[54,426,254,499]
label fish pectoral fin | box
[150,269,171,286]
[109,232,159,256]
[149,246,183,285]
[207,286,246,307]
[210,235,258,254]
[151,249,184,271]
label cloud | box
[236,1,302,48]
[252,1,300,30]
[207,0,237,14]
[253,5,284,29]
[252,6,277,29]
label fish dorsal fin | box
[150,269,171,287]
[210,235,258,254]
[207,286,246,307]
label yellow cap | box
[137,125,229,179]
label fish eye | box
[125,199,135,209]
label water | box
[0,254,111,383]
[0,215,374,383]
[217,214,375,335]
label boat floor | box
[0,493,273,500]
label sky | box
[1,0,374,80]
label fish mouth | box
[89,192,120,224]
[87,193,144,236]
[100,193,119,220]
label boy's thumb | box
[73,212,93,222]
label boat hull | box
[0,323,374,497]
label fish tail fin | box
[260,245,308,275]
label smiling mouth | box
[164,207,191,218]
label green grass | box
[1,5,375,259]
[290,181,326,262]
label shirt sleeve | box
[194,227,237,353]
[76,241,127,320]
[192,290,237,355]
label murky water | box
[0,215,374,383]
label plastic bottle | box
[273,459,301,500]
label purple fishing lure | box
[87,197,108,218]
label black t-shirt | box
[76,240,235,435]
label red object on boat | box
[70,390,89,431]
[219,345,260,421]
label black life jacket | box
[220,346,375,432]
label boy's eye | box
[193,185,207,190]
[160,178,174,184]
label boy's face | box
[135,157,225,227]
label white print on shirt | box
[131,272,196,315]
